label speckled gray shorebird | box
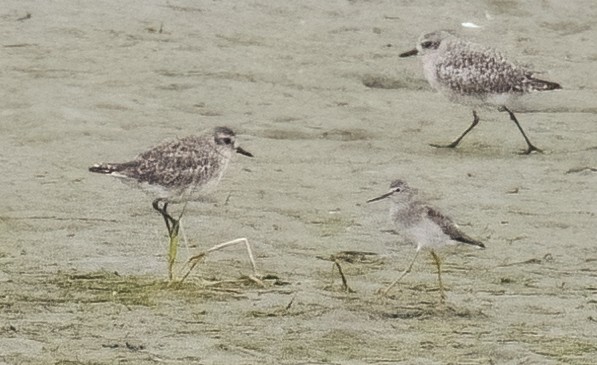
[400,30,561,154]
[89,126,255,280]
[90,126,252,232]
[367,179,485,300]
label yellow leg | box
[380,250,419,297]
[430,250,446,302]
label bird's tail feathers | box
[528,77,562,91]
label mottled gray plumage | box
[368,179,485,299]
[371,179,484,250]
[404,30,560,103]
[400,30,561,153]
[89,126,253,203]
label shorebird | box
[399,30,561,154]
[367,179,485,300]
[89,126,257,281]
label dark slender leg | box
[430,110,480,149]
[498,106,543,154]
[152,198,179,237]
[331,258,355,293]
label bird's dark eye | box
[421,41,433,49]
[394,188,401,193]
[221,137,232,145]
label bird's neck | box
[390,199,419,227]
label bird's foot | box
[519,145,544,155]
[430,142,459,149]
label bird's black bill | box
[366,192,393,203]
[236,146,254,157]
[399,48,418,57]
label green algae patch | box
[49,270,207,307]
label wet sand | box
[1,1,596,364]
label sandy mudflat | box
[1,1,596,364]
